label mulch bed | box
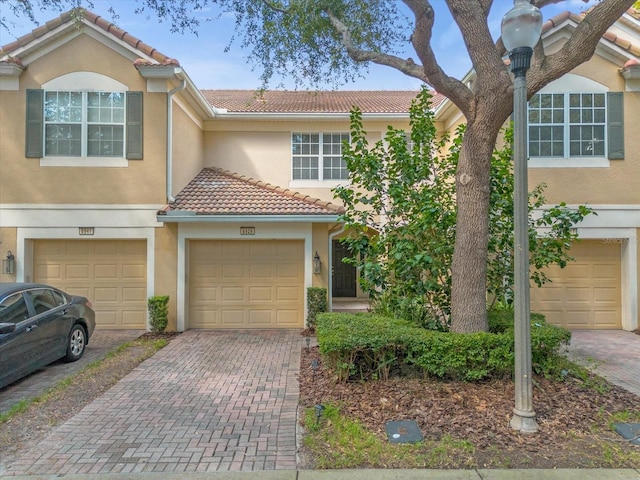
[298,344,640,468]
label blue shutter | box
[25,89,43,158]
[607,92,624,160]
[126,91,143,160]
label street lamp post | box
[501,0,542,434]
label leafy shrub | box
[306,287,327,331]
[147,295,169,333]
[316,311,571,382]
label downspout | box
[328,225,346,312]
[166,79,187,202]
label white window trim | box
[40,72,129,168]
[528,74,609,169]
[290,131,350,184]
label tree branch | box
[324,9,428,82]
[403,0,473,117]
[527,0,635,93]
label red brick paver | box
[567,330,640,397]
[4,330,302,475]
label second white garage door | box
[189,240,304,329]
[530,240,621,329]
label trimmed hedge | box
[306,287,327,331]
[316,311,571,382]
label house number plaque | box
[79,227,94,236]
[240,226,255,236]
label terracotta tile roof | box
[0,8,178,66]
[160,168,344,216]
[542,9,640,58]
[202,90,446,114]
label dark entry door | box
[332,240,357,297]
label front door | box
[332,240,356,297]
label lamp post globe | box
[500,0,542,434]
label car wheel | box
[65,324,87,362]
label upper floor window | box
[528,93,607,158]
[292,132,350,181]
[44,91,125,157]
[26,88,143,165]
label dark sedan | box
[0,283,96,389]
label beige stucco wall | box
[154,223,178,331]
[203,118,409,204]
[0,228,18,282]
[527,55,639,205]
[312,223,330,290]
[171,102,205,196]
[0,34,168,205]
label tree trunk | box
[449,119,503,333]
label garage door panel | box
[95,264,118,279]
[277,263,300,279]
[222,286,245,302]
[250,264,273,277]
[594,311,619,328]
[594,263,617,279]
[66,264,90,279]
[122,264,145,279]
[277,286,301,301]
[123,287,146,302]
[94,287,118,302]
[276,310,301,327]
[222,264,244,278]
[249,287,273,301]
[531,240,620,329]
[249,310,272,326]
[565,264,589,280]
[189,240,304,329]
[566,287,589,302]
[34,240,147,329]
[221,310,245,326]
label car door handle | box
[26,325,38,332]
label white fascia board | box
[0,204,162,228]
[158,214,342,223]
[532,205,640,229]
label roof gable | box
[160,168,345,217]
[0,8,178,66]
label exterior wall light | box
[501,0,543,434]
[313,251,321,274]
[2,251,15,275]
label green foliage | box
[306,287,327,331]
[316,312,571,382]
[334,88,594,326]
[147,295,170,333]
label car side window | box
[27,289,62,315]
[0,293,30,324]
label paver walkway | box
[0,329,144,415]
[566,329,640,397]
[4,330,302,475]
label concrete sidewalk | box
[4,468,640,479]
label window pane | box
[87,126,124,156]
[0,293,29,324]
[45,124,82,156]
[594,108,605,123]
[569,94,580,107]
[594,94,605,107]
[529,110,539,123]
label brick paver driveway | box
[5,330,302,475]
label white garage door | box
[530,240,621,329]
[34,240,147,329]
[189,240,304,329]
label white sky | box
[0,0,600,90]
